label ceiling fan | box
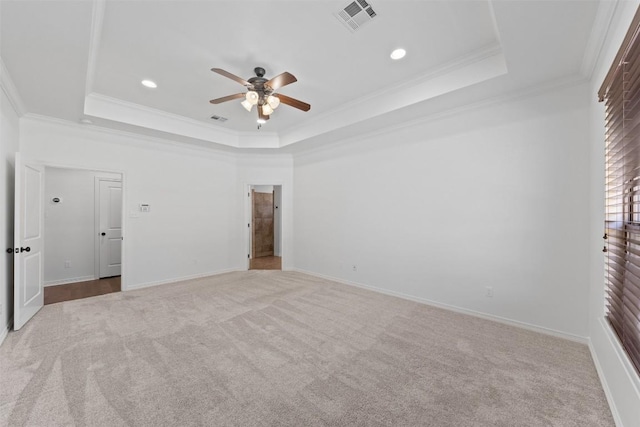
[209,67,311,125]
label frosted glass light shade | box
[241,100,253,111]
[245,91,259,105]
[266,95,280,109]
[262,104,274,115]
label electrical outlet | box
[64,261,71,268]
[485,286,494,297]
[352,265,357,272]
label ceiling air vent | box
[336,0,377,33]
[210,115,228,122]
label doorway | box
[248,185,281,270]
[14,157,126,330]
[42,167,123,304]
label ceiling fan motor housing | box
[248,67,271,96]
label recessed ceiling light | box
[141,79,157,88]
[390,48,406,60]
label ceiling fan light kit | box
[241,100,253,112]
[210,66,311,128]
[262,104,274,115]
[267,95,280,109]
[245,91,259,105]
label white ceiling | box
[0,0,602,151]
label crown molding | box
[285,43,504,139]
[292,73,588,160]
[80,0,279,149]
[84,0,106,96]
[22,113,238,160]
[580,0,619,80]
[25,72,587,162]
[280,45,507,148]
[77,4,506,152]
[84,92,283,149]
[82,44,505,151]
[0,56,27,116]
[487,0,503,47]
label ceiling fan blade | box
[274,94,311,112]
[209,93,246,104]
[265,72,297,91]
[211,68,251,86]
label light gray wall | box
[21,118,244,290]
[21,118,296,285]
[293,82,591,339]
[44,167,120,286]
[0,80,20,342]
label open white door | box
[13,154,45,330]
[246,185,252,270]
[99,180,122,278]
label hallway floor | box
[249,256,281,270]
[44,276,121,305]
[44,258,282,305]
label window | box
[600,7,640,376]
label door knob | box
[9,247,31,253]
[101,232,106,236]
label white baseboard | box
[292,268,588,344]
[125,268,243,291]
[44,275,96,287]
[588,318,640,427]
[588,335,624,427]
[0,320,12,347]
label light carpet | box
[0,271,614,426]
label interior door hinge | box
[248,223,250,228]
[247,254,250,259]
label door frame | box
[244,183,283,270]
[94,177,123,280]
[35,160,128,290]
